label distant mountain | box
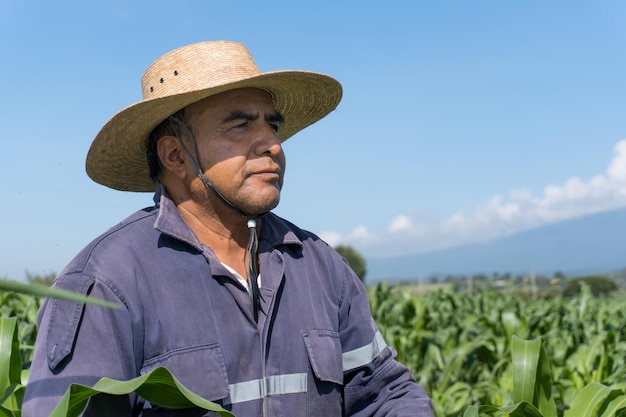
[366,207,626,282]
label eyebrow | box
[222,110,285,124]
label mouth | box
[250,165,282,181]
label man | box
[23,41,435,416]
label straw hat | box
[86,41,343,192]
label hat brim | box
[86,70,342,192]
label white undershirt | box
[221,263,261,297]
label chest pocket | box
[303,330,343,385]
[141,343,230,403]
[302,330,344,416]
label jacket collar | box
[152,185,304,253]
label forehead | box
[185,88,276,121]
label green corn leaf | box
[0,318,21,398]
[564,382,622,417]
[511,335,557,417]
[534,336,558,417]
[600,392,626,417]
[501,311,522,340]
[462,404,499,417]
[585,334,607,381]
[49,366,234,417]
[435,381,471,416]
[499,401,545,417]
[0,279,118,308]
[0,404,15,417]
[0,384,24,415]
[511,335,541,404]
[463,405,501,417]
[462,404,480,417]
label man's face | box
[185,88,286,216]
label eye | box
[269,123,280,133]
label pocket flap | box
[141,343,230,402]
[303,330,343,385]
[46,274,95,370]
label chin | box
[239,188,281,215]
[260,200,280,214]
[254,196,280,215]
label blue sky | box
[3,0,626,280]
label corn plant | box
[463,336,626,417]
[368,282,626,417]
[0,317,24,416]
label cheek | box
[278,154,286,186]
[207,159,243,182]
[198,142,240,172]
[212,157,256,193]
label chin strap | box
[245,219,261,322]
[168,116,263,322]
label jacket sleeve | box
[337,261,435,417]
[22,273,138,417]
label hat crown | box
[141,41,261,100]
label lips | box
[251,162,282,176]
[248,165,282,184]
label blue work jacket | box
[23,188,434,416]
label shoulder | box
[263,212,356,283]
[60,206,159,279]
[262,212,336,254]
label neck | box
[178,202,247,243]
[176,202,257,278]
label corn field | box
[368,282,626,416]
[0,279,625,416]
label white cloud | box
[320,225,374,248]
[348,225,373,240]
[389,215,412,232]
[326,139,626,258]
[608,140,626,181]
[319,231,342,247]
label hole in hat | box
[174,70,178,76]
[150,86,154,92]
[160,78,164,83]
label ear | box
[157,136,188,181]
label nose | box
[255,124,282,157]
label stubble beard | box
[191,176,281,218]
